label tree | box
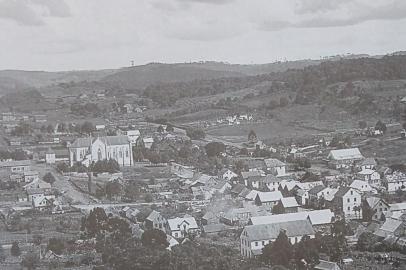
[166,124,174,132]
[92,159,120,174]
[32,234,43,246]
[21,251,39,270]
[375,120,387,134]
[294,235,320,268]
[145,193,153,203]
[186,128,205,140]
[205,142,226,157]
[261,231,293,266]
[57,122,66,133]
[272,201,285,214]
[81,207,109,238]
[43,172,56,184]
[268,99,280,110]
[157,125,164,133]
[0,245,5,262]
[11,241,21,256]
[105,181,122,200]
[56,163,69,173]
[141,229,169,248]
[361,200,375,222]
[248,130,257,143]
[47,124,54,134]
[280,97,289,107]
[132,147,145,162]
[81,121,95,135]
[358,120,367,129]
[47,238,65,255]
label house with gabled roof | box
[166,216,200,239]
[357,169,381,186]
[350,179,375,194]
[315,260,341,270]
[358,157,377,171]
[327,148,364,169]
[254,191,283,207]
[144,210,166,231]
[264,158,286,176]
[240,220,315,258]
[279,197,299,213]
[219,168,238,180]
[365,196,390,221]
[333,187,362,219]
[249,209,334,229]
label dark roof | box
[334,186,351,198]
[308,185,326,195]
[231,184,246,194]
[203,224,228,233]
[70,135,130,148]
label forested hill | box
[143,55,406,107]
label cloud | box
[31,0,71,17]
[0,0,70,26]
[0,0,44,25]
[176,0,234,5]
[294,0,351,14]
[260,0,406,31]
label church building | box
[68,136,133,167]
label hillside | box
[0,76,31,96]
[99,63,246,91]
[0,69,118,89]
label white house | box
[219,169,238,180]
[32,195,55,209]
[359,158,377,171]
[240,220,315,258]
[166,216,200,239]
[384,171,406,193]
[0,160,31,173]
[366,197,390,221]
[327,148,364,169]
[333,187,362,219]
[144,210,166,231]
[264,158,286,176]
[23,171,39,182]
[123,129,140,144]
[45,149,56,164]
[357,169,381,186]
[254,191,283,207]
[350,180,375,194]
[69,135,133,167]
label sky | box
[0,0,406,71]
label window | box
[354,198,357,202]
[351,190,353,195]
[347,198,350,203]
[262,241,265,246]
[348,207,351,211]
[255,242,258,247]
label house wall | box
[342,190,362,219]
[372,202,390,221]
[240,234,315,258]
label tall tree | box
[261,231,293,266]
[10,241,21,257]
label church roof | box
[70,136,130,148]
